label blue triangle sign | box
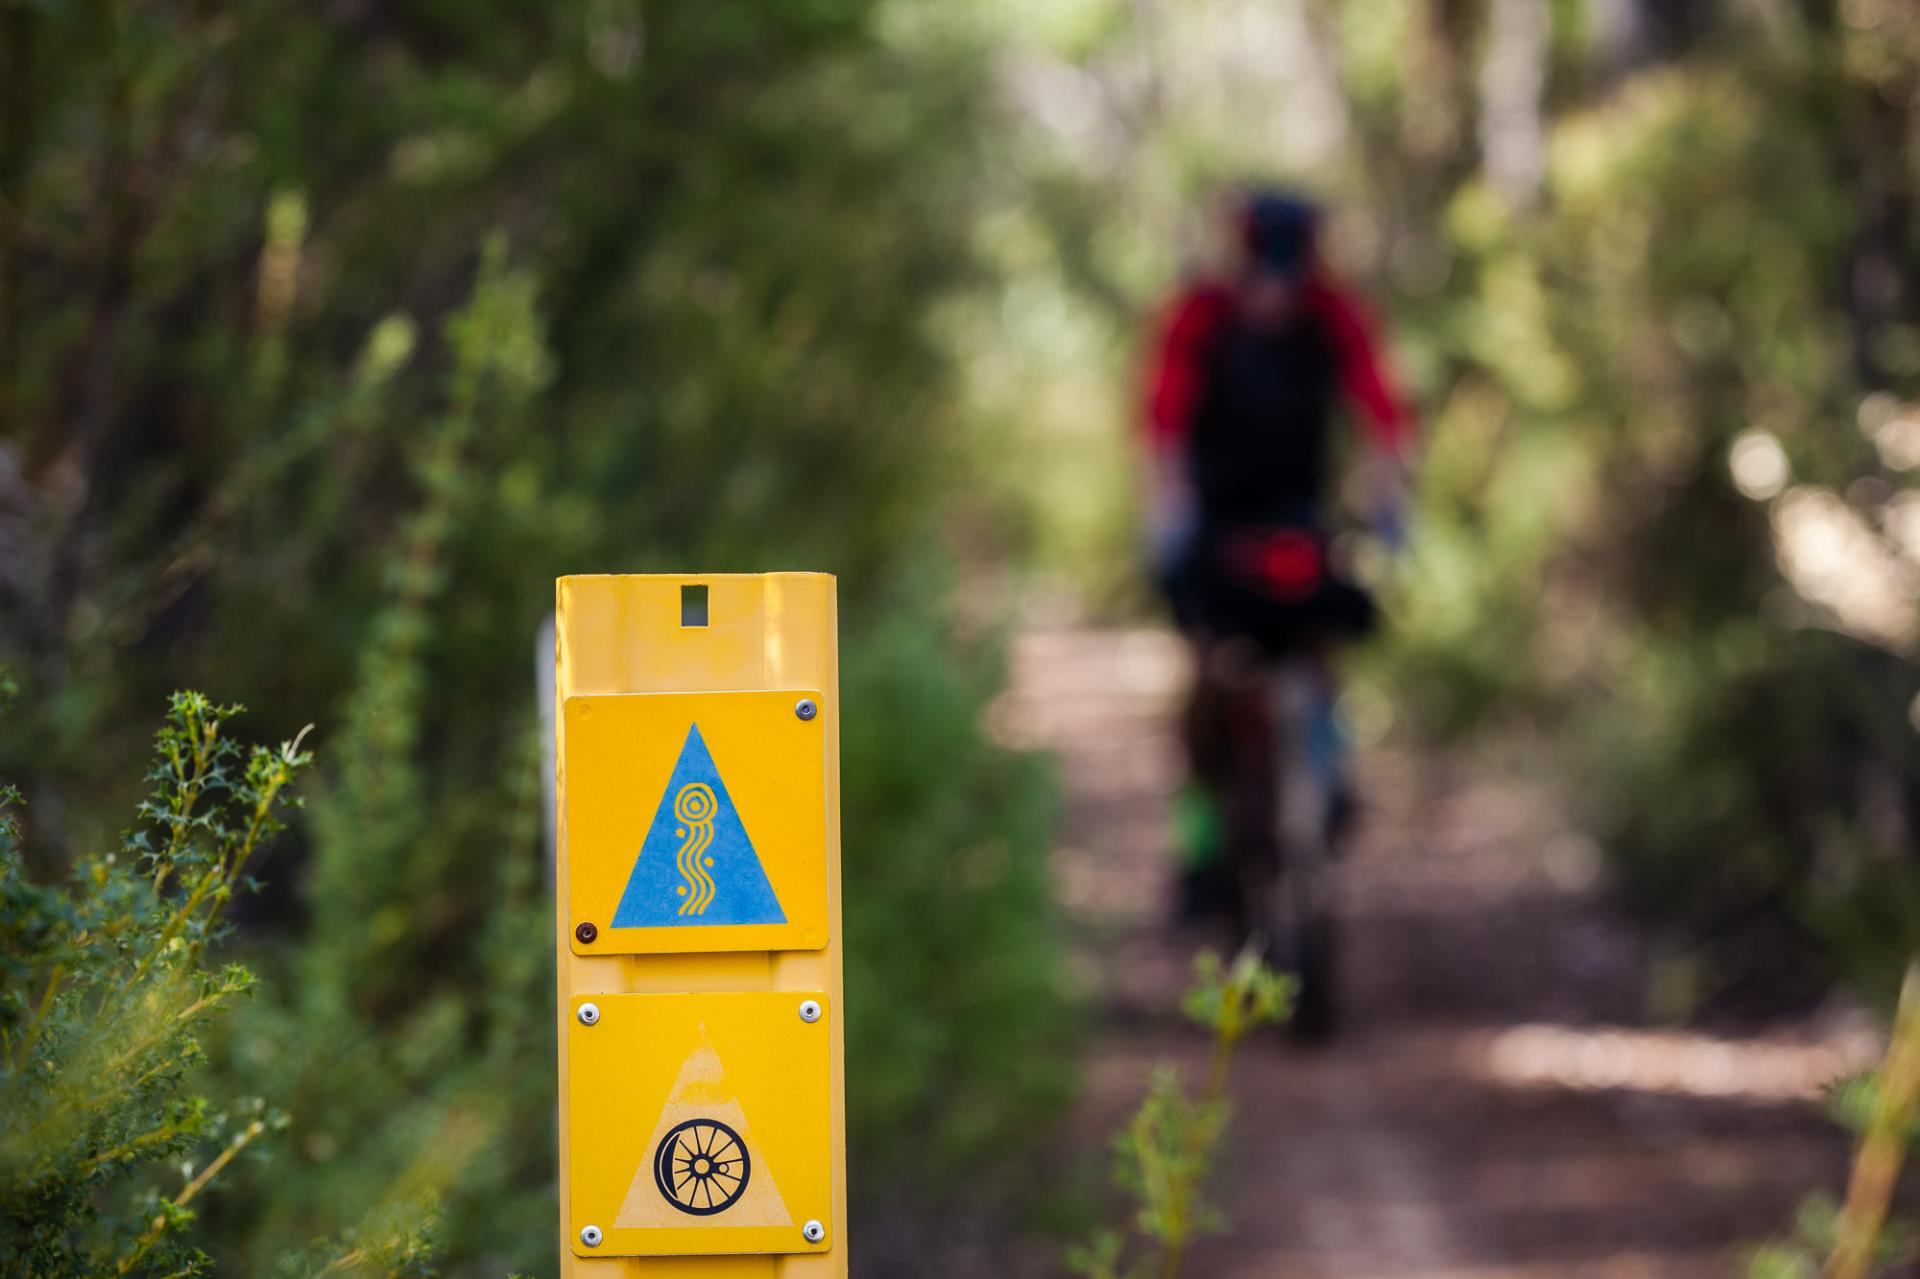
[612,725,787,928]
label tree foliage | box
[1,0,1070,1273]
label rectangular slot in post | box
[681,583,709,627]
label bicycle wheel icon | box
[653,1117,751,1216]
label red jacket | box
[1144,273,1412,458]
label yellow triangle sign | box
[615,1030,793,1229]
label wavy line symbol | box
[673,782,718,916]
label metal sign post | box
[554,573,846,1275]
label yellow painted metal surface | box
[567,992,833,1257]
[556,573,846,1277]
[566,691,829,954]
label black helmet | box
[1238,190,1320,277]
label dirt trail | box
[998,626,1878,1279]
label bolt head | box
[795,698,818,722]
[577,1002,601,1027]
[580,1224,604,1248]
[575,921,598,944]
[802,1219,825,1244]
[798,999,823,1024]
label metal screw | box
[795,698,818,722]
[798,999,822,1024]
[577,1002,601,1027]
[580,1224,604,1248]
[802,1220,825,1244]
[575,921,598,945]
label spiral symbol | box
[674,782,718,915]
[676,783,716,825]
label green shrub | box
[190,250,557,1275]
[840,591,1072,1203]
[0,691,359,1277]
[1068,949,1289,1279]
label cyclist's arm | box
[1142,285,1232,539]
[1145,284,1233,454]
[1307,274,1414,460]
[1310,273,1415,546]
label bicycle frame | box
[1195,641,1340,1036]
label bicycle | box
[1178,523,1369,1040]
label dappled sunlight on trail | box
[1002,626,1872,1279]
[1472,1022,1877,1105]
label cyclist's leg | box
[1160,528,1240,920]
[1248,576,1372,852]
[1212,637,1280,958]
[1301,644,1359,850]
[1174,630,1237,920]
[1268,650,1338,1036]
[1273,655,1328,861]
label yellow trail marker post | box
[555,574,846,1276]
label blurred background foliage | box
[1,0,1064,1272]
[5,0,1920,1272]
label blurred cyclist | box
[1143,189,1414,928]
